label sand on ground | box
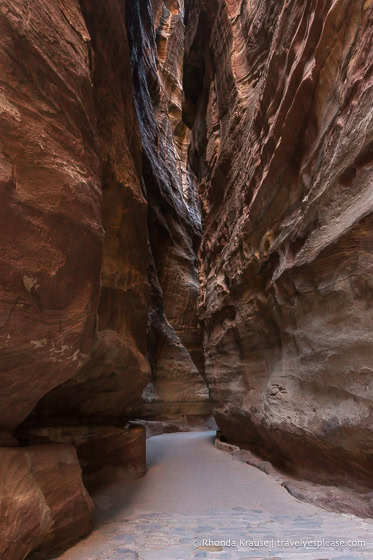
[55,432,373,560]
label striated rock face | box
[0,0,210,555]
[126,0,211,423]
[0,0,103,433]
[18,0,210,430]
[26,0,151,426]
[2,0,372,554]
[185,0,373,489]
[21,424,146,487]
[0,444,93,559]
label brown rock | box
[30,330,150,424]
[1,0,372,546]
[0,432,19,447]
[126,0,211,421]
[140,327,211,420]
[0,0,209,434]
[22,424,146,488]
[282,479,373,519]
[27,0,151,426]
[0,0,210,556]
[0,0,103,432]
[216,432,373,519]
[185,0,373,490]
[0,445,93,560]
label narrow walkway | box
[56,432,373,559]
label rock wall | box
[0,0,209,556]
[126,0,211,423]
[1,0,372,554]
[0,0,103,437]
[23,0,151,427]
[28,0,211,429]
[0,445,94,560]
[185,0,373,490]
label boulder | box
[0,445,93,560]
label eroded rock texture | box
[0,0,103,434]
[0,0,209,556]
[21,424,146,487]
[185,0,373,490]
[1,0,372,554]
[0,445,93,560]
[23,0,210,429]
[126,0,211,423]
[24,0,151,426]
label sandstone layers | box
[0,0,208,557]
[0,0,372,556]
[0,445,94,560]
[185,0,373,491]
[126,0,210,423]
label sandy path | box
[56,432,373,559]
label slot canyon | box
[0,0,372,558]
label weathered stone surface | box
[126,0,211,422]
[30,330,149,424]
[0,445,93,560]
[23,0,210,429]
[0,432,18,447]
[216,432,373,519]
[137,415,217,438]
[0,0,103,433]
[21,425,146,487]
[0,0,210,554]
[185,0,373,490]
[6,0,373,554]
[27,0,151,426]
[0,0,209,556]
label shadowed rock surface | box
[184,0,373,491]
[0,0,372,557]
[0,445,94,560]
[125,0,210,423]
[0,0,209,556]
[20,424,147,487]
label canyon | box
[0,0,372,558]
